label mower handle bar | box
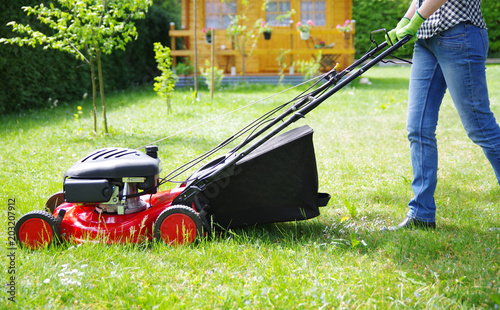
[172,34,412,205]
[229,33,411,153]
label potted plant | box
[202,27,212,43]
[296,20,313,40]
[336,20,354,39]
[315,40,326,48]
[260,20,272,40]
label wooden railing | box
[168,22,355,73]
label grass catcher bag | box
[201,125,330,229]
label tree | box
[225,0,266,83]
[153,42,176,113]
[1,0,152,134]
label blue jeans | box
[407,22,500,222]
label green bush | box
[200,59,225,90]
[352,0,413,59]
[293,51,322,81]
[482,0,500,57]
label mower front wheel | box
[15,210,61,249]
[154,205,203,246]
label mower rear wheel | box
[45,191,65,213]
[154,205,203,246]
[15,210,61,249]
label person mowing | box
[386,0,500,230]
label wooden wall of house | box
[175,0,354,74]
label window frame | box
[299,0,326,27]
[204,0,237,30]
[265,0,292,27]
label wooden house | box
[169,0,355,75]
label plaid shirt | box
[417,0,487,39]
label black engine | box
[63,146,161,214]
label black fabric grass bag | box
[201,125,330,229]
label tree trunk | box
[97,51,108,134]
[241,48,245,83]
[90,59,98,135]
[210,29,215,99]
[193,0,198,93]
[167,96,171,114]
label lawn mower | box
[15,33,411,249]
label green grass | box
[1,65,500,309]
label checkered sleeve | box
[417,0,487,39]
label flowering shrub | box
[296,20,313,32]
[226,17,246,38]
[336,20,353,33]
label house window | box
[266,0,291,27]
[300,0,326,26]
[205,0,237,29]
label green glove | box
[386,17,410,46]
[396,11,426,43]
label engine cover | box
[64,147,161,203]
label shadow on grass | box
[0,85,184,134]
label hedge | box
[0,0,180,114]
[0,0,89,113]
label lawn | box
[1,64,499,309]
